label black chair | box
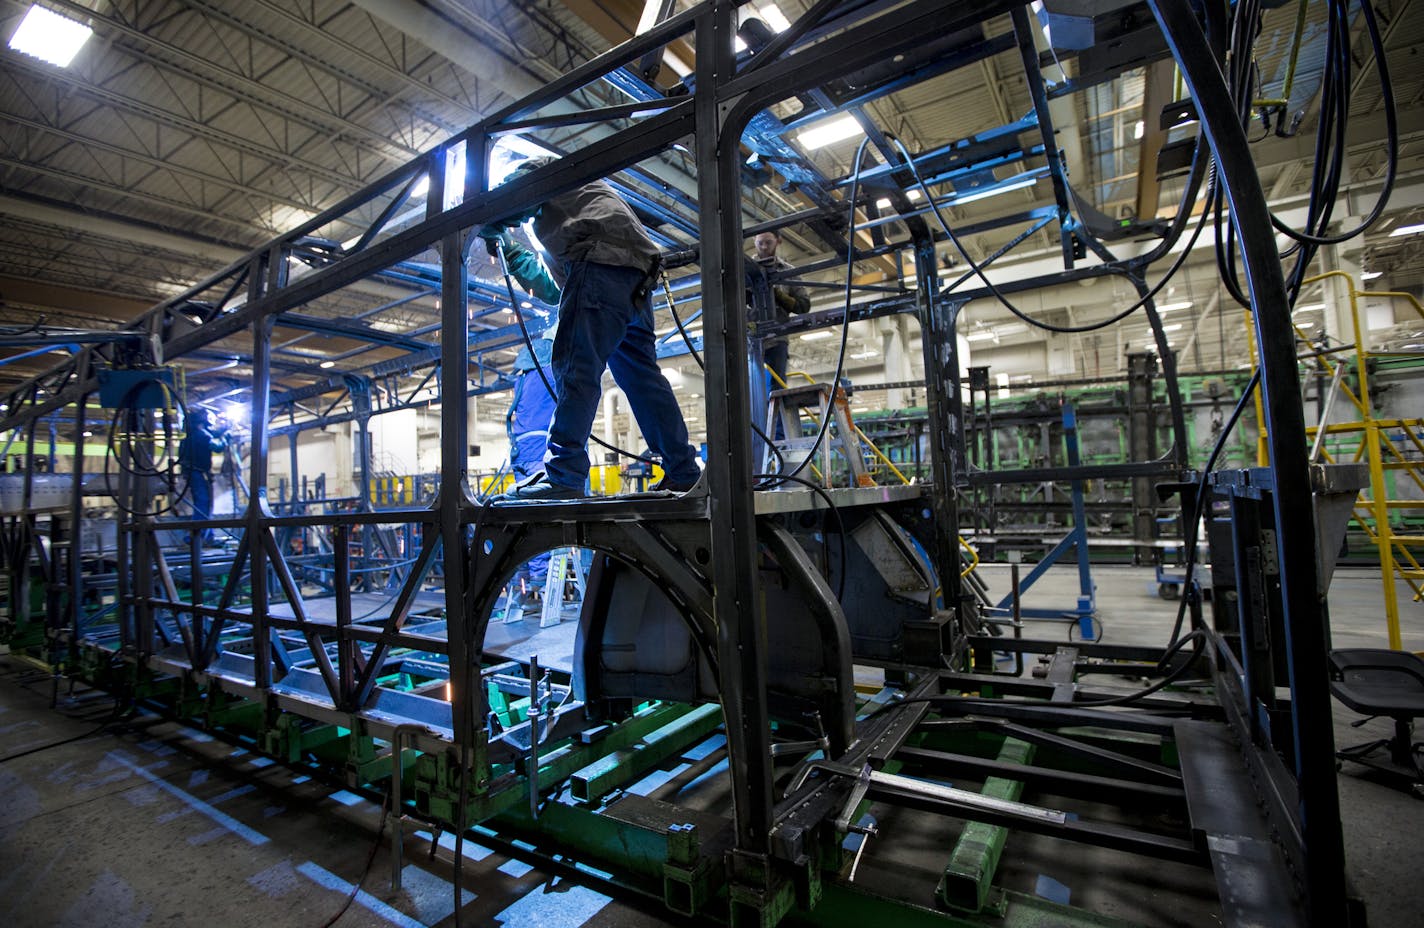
[1328,648,1424,796]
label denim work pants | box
[545,261,700,489]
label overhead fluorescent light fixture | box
[758,4,792,31]
[965,331,997,342]
[319,360,336,369]
[1156,300,1193,311]
[850,349,879,360]
[799,330,835,341]
[951,174,1038,206]
[1389,221,1424,238]
[1162,323,1183,332]
[1361,270,1382,281]
[9,5,92,68]
[796,114,862,150]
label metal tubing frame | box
[0,3,1355,925]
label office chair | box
[1328,648,1424,796]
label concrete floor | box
[1,564,1419,927]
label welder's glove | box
[479,226,512,258]
[774,288,800,313]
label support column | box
[696,0,776,906]
[1153,2,1345,921]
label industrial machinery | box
[0,2,1387,926]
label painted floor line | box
[106,751,269,846]
[297,861,427,928]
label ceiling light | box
[689,393,700,399]
[1297,321,1315,329]
[796,114,863,150]
[996,322,1027,336]
[520,300,532,309]
[875,197,892,210]
[1294,303,1325,313]
[82,430,92,438]
[410,175,430,199]
[1156,300,1193,311]
[661,366,684,384]
[758,4,791,31]
[1389,222,1424,237]
[319,360,335,369]
[966,331,997,342]
[799,330,835,341]
[1361,270,1382,281]
[1162,323,1183,332]
[1133,119,1145,140]
[502,307,513,315]
[8,5,92,68]
[951,175,1038,206]
[850,349,879,360]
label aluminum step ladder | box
[764,380,875,487]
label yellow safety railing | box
[1300,272,1424,649]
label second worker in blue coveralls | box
[485,155,702,501]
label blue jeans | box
[545,261,700,490]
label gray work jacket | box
[517,158,661,287]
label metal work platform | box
[0,2,1365,926]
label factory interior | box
[1,1,1422,926]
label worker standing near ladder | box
[486,155,702,501]
[749,229,810,388]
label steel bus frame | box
[0,2,1357,926]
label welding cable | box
[761,137,871,487]
[316,790,390,928]
[1269,0,1396,247]
[0,659,132,764]
[493,240,662,469]
[858,629,1211,724]
[103,378,195,518]
[754,471,849,602]
[890,136,1213,335]
[0,720,117,764]
[1160,369,1261,656]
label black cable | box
[0,722,114,764]
[1269,0,1395,247]
[0,662,130,764]
[894,137,1209,335]
[762,137,871,487]
[859,629,1210,723]
[1162,369,1261,655]
[318,790,391,928]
